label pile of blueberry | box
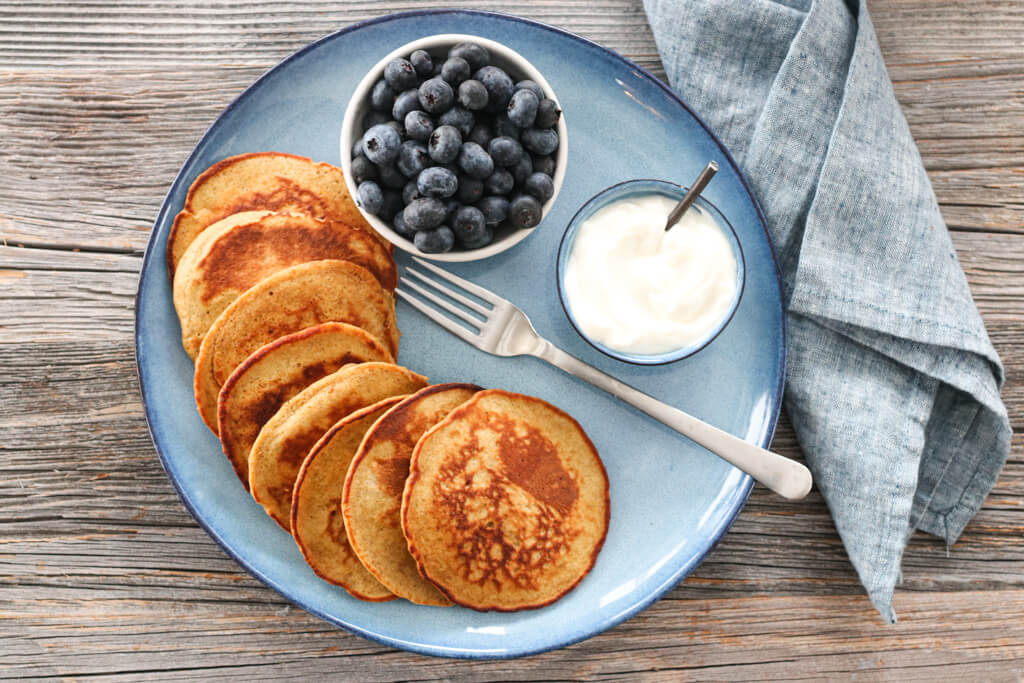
[351,41,561,253]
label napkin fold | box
[643,0,1011,621]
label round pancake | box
[402,389,609,612]
[193,259,399,432]
[173,209,397,359]
[344,383,481,606]
[167,152,388,277]
[291,396,405,601]
[217,322,394,487]
[249,362,427,530]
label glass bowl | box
[556,178,745,365]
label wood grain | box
[2,0,1023,679]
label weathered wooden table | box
[3,1,1022,679]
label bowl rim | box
[339,32,569,262]
[556,178,747,366]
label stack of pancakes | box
[170,153,608,611]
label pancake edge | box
[342,382,483,607]
[216,321,395,487]
[400,388,611,612]
[290,394,407,602]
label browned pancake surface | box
[216,322,393,487]
[402,390,609,611]
[193,259,399,432]
[248,362,427,530]
[291,396,405,601]
[173,210,396,359]
[344,384,480,606]
[167,152,386,276]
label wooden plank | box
[3,587,1024,680]
[0,1,1020,254]
[2,0,1023,678]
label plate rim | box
[134,8,787,660]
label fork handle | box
[533,341,812,500]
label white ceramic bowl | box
[340,33,568,262]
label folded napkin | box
[643,0,1011,621]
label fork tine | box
[406,267,491,315]
[396,288,481,346]
[399,277,484,328]
[411,257,507,306]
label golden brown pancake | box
[291,396,405,601]
[173,209,397,359]
[248,362,427,531]
[167,152,388,277]
[193,259,400,432]
[216,322,394,487]
[402,389,609,612]
[344,383,481,606]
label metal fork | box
[397,257,813,500]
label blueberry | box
[361,124,401,164]
[444,199,461,223]
[524,172,554,202]
[511,154,533,186]
[376,161,407,189]
[414,225,456,253]
[379,190,404,220]
[384,58,418,92]
[449,42,489,71]
[457,79,489,111]
[392,89,421,122]
[370,79,395,112]
[514,80,545,101]
[351,139,363,158]
[508,194,542,228]
[467,122,493,148]
[362,109,391,132]
[453,205,488,244]
[417,166,458,198]
[485,168,514,195]
[506,89,539,128]
[439,107,474,137]
[404,110,435,141]
[356,181,384,215]
[402,179,422,205]
[440,56,471,85]
[535,98,561,128]
[397,140,429,178]
[351,155,377,185]
[474,66,514,111]
[457,141,494,179]
[428,125,462,163]
[410,49,433,77]
[403,197,447,231]
[432,61,444,76]
[392,209,416,239]
[494,115,521,140]
[477,196,509,225]
[487,136,523,167]
[532,154,555,176]
[459,222,493,249]
[384,119,405,138]
[418,77,455,115]
[457,176,484,203]
[521,127,559,155]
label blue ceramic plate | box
[136,10,784,659]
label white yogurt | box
[563,193,738,355]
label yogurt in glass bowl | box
[556,179,745,365]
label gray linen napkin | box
[643,0,1011,621]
